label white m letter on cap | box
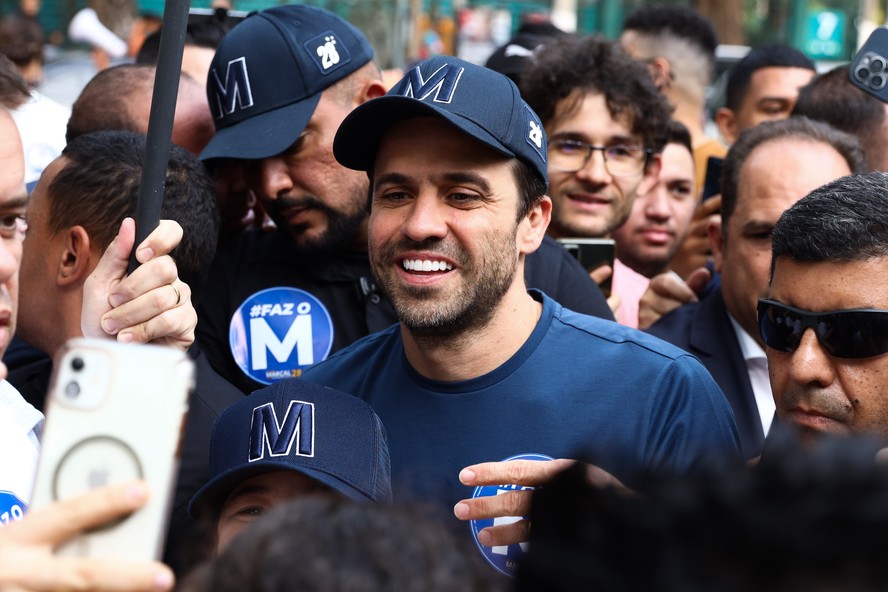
[210,57,254,119]
[398,63,464,104]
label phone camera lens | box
[871,75,886,90]
[71,356,85,371]
[64,381,81,399]
[873,57,886,72]
[856,66,871,81]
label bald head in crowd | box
[66,63,215,155]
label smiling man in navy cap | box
[301,55,740,576]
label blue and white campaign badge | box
[0,491,27,527]
[470,452,554,577]
[229,287,334,385]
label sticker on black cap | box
[469,452,554,577]
[304,31,353,75]
[229,287,334,384]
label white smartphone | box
[30,338,194,560]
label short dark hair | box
[66,64,156,143]
[0,15,43,68]
[518,433,888,591]
[513,158,548,221]
[791,65,888,171]
[180,497,506,592]
[720,117,865,235]
[665,119,693,155]
[520,35,672,153]
[725,44,816,111]
[771,172,888,276]
[136,8,240,64]
[623,4,718,56]
[51,131,219,303]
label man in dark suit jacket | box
[646,117,865,458]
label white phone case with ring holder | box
[30,338,193,560]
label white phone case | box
[30,338,194,560]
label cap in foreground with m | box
[188,379,392,518]
[200,4,374,162]
[333,55,548,187]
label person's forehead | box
[549,91,638,140]
[770,257,888,310]
[746,66,815,102]
[661,143,694,177]
[0,110,26,207]
[736,139,850,212]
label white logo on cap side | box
[528,120,543,149]
[316,35,341,70]
[209,56,254,120]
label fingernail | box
[109,293,124,308]
[459,468,475,484]
[454,502,469,519]
[118,332,134,344]
[101,318,117,334]
[154,569,174,590]
[138,246,154,261]
[126,482,147,503]
[478,529,491,546]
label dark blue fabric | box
[303,291,741,514]
[646,286,765,459]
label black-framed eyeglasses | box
[757,298,888,359]
[547,139,652,177]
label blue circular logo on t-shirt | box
[229,287,334,384]
[469,452,554,577]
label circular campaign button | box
[229,287,334,385]
[469,452,554,577]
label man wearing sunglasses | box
[762,172,888,442]
[647,118,865,459]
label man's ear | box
[637,152,662,197]
[716,107,738,145]
[57,225,93,287]
[648,57,673,91]
[518,195,552,256]
[356,76,388,106]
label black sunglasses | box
[757,299,888,359]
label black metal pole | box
[129,0,190,273]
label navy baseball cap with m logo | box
[188,379,392,519]
[333,56,548,188]
[200,4,374,162]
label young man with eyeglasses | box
[762,172,888,444]
[647,117,865,459]
[519,36,671,314]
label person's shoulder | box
[552,300,701,364]
[645,298,702,339]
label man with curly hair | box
[521,36,672,241]
[520,36,673,318]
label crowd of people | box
[3,2,888,590]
